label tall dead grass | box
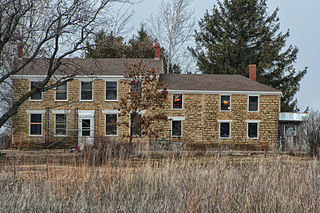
[0,152,319,212]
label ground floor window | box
[106,114,117,136]
[220,122,230,138]
[55,114,67,136]
[131,112,142,136]
[30,114,42,136]
[172,120,182,137]
[248,122,258,138]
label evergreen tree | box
[189,0,307,111]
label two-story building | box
[11,56,282,150]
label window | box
[82,119,91,136]
[248,122,258,138]
[55,114,67,136]
[220,122,230,138]
[285,125,296,136]
[131,112,142,136]
[106,114,117,136]
[172,120,182,137]
[130,81,142,99]
[81,81,92,101]
[30,81,42,100]
[173,94,182,109]
[221,95,231,111]
[106,81,117,101]
[30,114,42,136]
[248,96,259,111]
[55,82,67,101]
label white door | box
[78,110,95,146]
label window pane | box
[106,82,117,100]
[56,114,66,122]
[220,123,230,138]
[56,92,67,100]
[173,94,182,109]
[285,125,296,136]
[56,129,66,135]
[221,96,230,111]
[31,82,42,100]
[30,124,41,135]
[82,119,90,136]
[81,91,92,100]
[57,82,67,90]
[172,120,182,137]
[55,114,67,136]
[31,114,41,123]
[81,82,92,90]
[249,96,259,111]
[106,114,117,135]
[248,123,258,138]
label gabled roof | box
[159,74,281,94]
[13,58,163,76]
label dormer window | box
[173,94,182,109]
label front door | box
[78,110,95,146]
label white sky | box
[124,0,320,112]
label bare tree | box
[148,0,195,74]
[0,0,137,129]
[117,60,168,146]
[301,111,320,157]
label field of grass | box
[0,149,319,212]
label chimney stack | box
[154,43,160,60]
[249,64,256,81]
[17,42,23,59]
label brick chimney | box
[249,64,256,81]
[154,43,160,60]
[17,42,23,59]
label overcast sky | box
[125,0,320,112]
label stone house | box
[11,56,282,150]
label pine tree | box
[189,0,307,111]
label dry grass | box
[0,150,319,212]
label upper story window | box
[248,96,259,112]
[30,81,42,101]
[55,82,67,101]
[173,94,183,109]
[221,95,231,111]
[30,114,42,136]
[81,81,93,101]
[55,114,67,136]
[106,81,117,101]
[130,81,142,99]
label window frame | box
[105,113,118,136]
[80,81,93,101]
[172,94,183,110]
[284,125,297,136]
[105,81,118,101]
[55,82,68,101]
[29,113,43,136]
[246,120,260,139]
[54,113,67,137]
[220,95,231,111]
[219,120,231,139]
[30,81,43,101]
[248,95,259,112]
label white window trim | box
[54,113,68,137]
[80,81,93,101]
[102,110,120,114]
[29,113,43,137]
[29,81,43,102]
[246,120,260,139]
[218,120,232,139]
[54,82,68,102]
[220,95,231,112]
[172,94,183,110]
[105,81,118,102]
[168,117,185,121]
[105,113,118,137]
[26,110,45,114]
[248,95,259,112]
[171,120,183,137]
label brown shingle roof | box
[159,74,281,93]
[13,58,163,76]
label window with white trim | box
[106,81,117,101]
[172,120,182,137]
[30,114,42,136]
[248,122,258,138]
[106,114,117,136]
[173,94,182,109]
[55,114,67,136]
[248,96,259,111]
[221,95,231,111]
[220,122,230,138]
[81,81,92,100]
[30,81,42,100]
[55,82,67,101]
